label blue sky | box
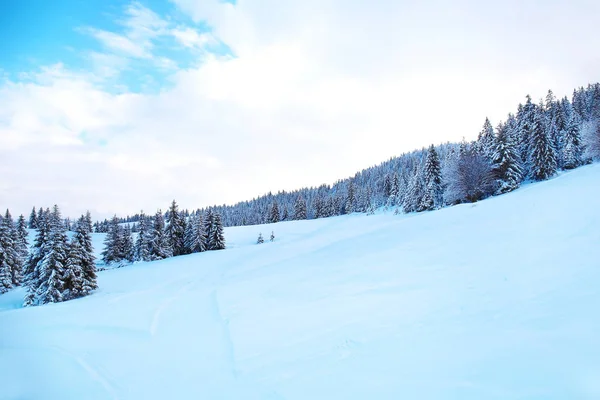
[0,0,230,92]
[1,0,600,218]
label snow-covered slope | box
[1,164,600,400]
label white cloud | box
[171,27,214,48]
[3,0,600,218]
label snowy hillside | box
[1,164,600,399]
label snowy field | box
[1,164,600,399]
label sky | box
[1,0,599,219]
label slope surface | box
[1,165,600,399]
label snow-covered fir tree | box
[491,122,523,194]
[562,113,583,169]
[25,205,69,306]
[63,215,97,300]
[135,213,152,262]
[270,231,275,242]
[166,200,186,257]
[121,225,135,263]
[423,145,443,210]
[257,232,264,244]
[0,210,21,290]
[207,212,226,250]
[184,212,207,253]
[293,196,307,220]
[517,95,536,176]
[15,214,29,284]
[28,207,38,229]
[102,216,123,265]
[529,102,558,181]
[269,201,280,223]
[150,210,172,260]
[477,117,495,160]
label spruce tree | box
[76,214,98,296]
[517,95,536,176]
[270,231,275,242]
[121,225,135,263]
[14,214,28,285]
[491,123,523,194]
[345,181,356,214]
[102,216,123,265]
[185,212,207,253]
[29,207,38,229]
[135,213,152,261]
[208,212,226,250]
[269,201,280,223]
[423,145,443,210]
[150,210,172,260]
[477,117,495,160]
[166,200,186,256]
[293,196,307,220]
[0,210,20,289]
[257,233,264,244]
[203,209,214,250]
[403,165,425,212]
[36,205,69,305]
[529,103,557,181]
[23,210,51,306]
[562,113,583,169]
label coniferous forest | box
[1,83,600,307]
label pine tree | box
[29,207,38,229]
[76,214,98,296]
[529,103,557,181]
[292,196,307,220]
[269,201,280,223]
[208,212,226,250]
[491,123,523,194]
[517,95,536,176]
[423,145,443,210]
[23,210,51,306]
[403,164,425,212]
[121,225,135,263]
[35,205,69,305]
[14,214,28,285]
[1,211,21,286]
[281,207,289,221]
[477,117,495,160]
[0,211,15,293]
[257,233,264,244]
[185,212,207,253]
[135,213,152,261]
[345,181,356,214]
[150,210,172,260]
[166,200,186,257]
[562,113,583,169]
[102,216,123,265]
[63,218,88,301]
[203,209,213,249]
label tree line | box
[101,200,226,267]
[198,84,600,225]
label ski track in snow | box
[149,281,195,336]
[209,288,239,379]
[51,345,120,400]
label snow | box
[2,164,600,399]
